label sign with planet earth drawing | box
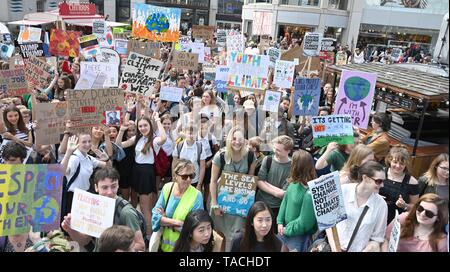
[333,70,377,129]
[262,90,282,113]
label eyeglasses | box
[367,176,384,185]
[177,172,196,180]
[417,205,437,219]
[438,166,449,172]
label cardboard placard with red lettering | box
[0,68,28,97]
[33,101,68,146]
[24,57,54,91]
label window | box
[116,0,131,22]
[281,0,320,6]
[37,0,44,12]
[91,0,104,15]
[328,0,347,10]
[218,0,243,15]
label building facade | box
[0,0,62,25]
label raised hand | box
[67,135,79,154]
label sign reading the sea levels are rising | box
[227,52,270,91]
[218,172,257,217]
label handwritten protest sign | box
[0,164,64,236]
[262,90,282,113]
[178,36,191,52]
[160,86,183,102]
[0,69,28,97]
[321,38,336,52]
[127,40,160,59]
[190,42,205,63]
[49,29,81,57]
[273,60,295,89]
[19,43,45,59]
[75,71,103,90]
[388,210,401,252]
[92,20,106,39]
[96,48,120,64]
[311,115,354,147]
[218,172,257,217]
[18,26,42,43]
[217,30,226,46]
[227,52,270,91]
[307,171,347,231]
[293,77,321,116]
[215,65,230,93]
[33,101,68,146]
[67,88,124,128]
[226,32,245,53]
[203,63,216,81]
[171,51,199,70]
[335,51,347,66]
[80,61,118,88]
[115,39,128,55]
[303,32,322,57]
[334,70,377,129]
[119,52,163,96]
[267,47,281,67]
[24,57,54,91]
[132,3,181,42]
[192,25,215,41]
[70,189,115,238]
[252,11,273,36]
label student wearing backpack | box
[61,167,146,252]
[209,127,256,252]
[155,114,176,191]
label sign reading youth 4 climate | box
[0,164,64,236]
[307,171,347,231]
[218,172,257,217]
[293,77,321,116]
[334,70,377,129]
[227,52,270,91]
[311,115,354,147]
[132,3,181,42]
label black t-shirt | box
[230,233,282,252]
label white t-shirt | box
[66,149,101,192]
[172,140,207,184]
[197,132,217,158]
[135,136,161,164]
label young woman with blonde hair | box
[340,144,375,184]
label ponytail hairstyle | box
[134,116,155,155]
[349,161,385,183]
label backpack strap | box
[113,198,129,225]
[65,155,81,191]
[219,150,225,176]
[247,151,255,175]
[176,141,184,158]
[196,142,202,163]
[346,205,369,252]
[266,155,272,174]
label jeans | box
[278,233,312,252]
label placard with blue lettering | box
[215,65,230,93]
[218,172,257,217]
[293,77,321,116]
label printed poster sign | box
[0,164,64,236]
[33,101,68,146]
[333,70,377,129]
[391,48,403,62]
[321,38,336,52]
[78,34,100,60]
[0,43,15,59]
[217,172,257,217]
[252,11,273,36]
[307,171,347,231]
[388,210,401,252]
[203,63,216,81]
[192,25,215,41]
[215,65,230,93]
[273,60,295,89]
[70,189,115,238]
[127,40,161,59]
[92,20,106,38]
[96,48,120,64]
[24,57,54,91]
[293,77,321,116]
[80,61,118,88]
[311,115,354,147]
[160,86,183,102]
[119,52,163,96]
[132,3,181,42]
[0,69,28,97]
[303,32,322,57]
[115,39,128,55]
[262,90,282,113]
[267,47,280,67]
[18,26,42,43]
[49,29,81,57]
[171,51,198,70]
[19,43,45,59]
[227,52,270,91]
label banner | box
[227,52,270,91]
[66,88,124,128]
[18,26,42,43]
[307,171,347,231]
[215,65,230,93]
[0,69,28,97]
[119,52,163,96]
[293,77,321,116]
[171,51,199,70]
[267,47,280,67]
[24,57,54,91]
[252,11,273,36]
[127,40,160,59]
[0,164,64,236]
[160,86,183,102]
[49,29,81,57]
[303,32,322,57]
[132,3,181,42]
[19,43,45,59]
[333,70,377,129]
[262,90,282,113]
[311,115,354,147]
[226,32,245,53]
[33,101,68,146]
[273,60,295,89]
[59,2,96,16]
[70,189,115,238]
[388,210,401,252]
[217,172,257,217]
[80,61,118,88]
[192,25,215,41]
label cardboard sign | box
[203,63,216,81]
[262,90,282,113]
[132,3,181,42]
[0,69,28,97]
[79,34,100,60]
[192,25,215,41]
[215,65,230,93]
[303,32,322,57]
[252,11,273,36]
[66,88,124,128]
[227,52,270,91]
[49,29,81,57]
[80,61,118,88]
[24,57,54,91]
[190,42,205,63]
[0,164,64,236]
[293,77,321,116]
[0,43,15,59]
[59,2,96,16]
[18,26,42,43]
[321,38,336,52]
[127,40,160,59]
[217,171,257,217]
[311,115,355,147]
[19,43,45,59]
[388,210,401,252]
[273,60,295,89]
[226,32,245,53]
[119,52,163,96]
[160,86,183,102]
[333,70,377,129]
[307,171,347,231]
[267,47,281,67]
[281,45,321,73]
[96,48,120,64]
[70,189,115,238]
[115,39,128,55]
[33,101,68,146]
[171,51,199,70]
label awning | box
[65,19,129,27]
[8,19,55,26]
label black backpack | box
[113,198,148,246]
[176,141,203,163]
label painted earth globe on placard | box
[145,13,170,33]
[32,196,59,224]
[344,76,371,102]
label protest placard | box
[321,38,336,52]
[0,68,28,97]
[105,111,121,126]
[119,52,163,96]
[307,171,347,231]
[320,51,335,65]
[24,57,54,91]
[18,26,42,43]
[273,60,295,89]
[160,86,183,102]
[204,47,212,62]
[70,189,115,238]
[0,164,64,236]
[311,115,355,147]
[293,77,321,116]
[391,48,403,62]
[132,3,181,42]
[281,45,321,73]
[227,52,270,91]
[66,88,124,128]
[92,20,106,38]
[127,40,161,59]
[0,43,15,58]
[190,42,205,63]
[303,32,323,57]
[217,171,257,217]
[333,70,377,129]
[192,25,215,41]
[171,51,199,70]
[80,61,118,88]
[115,39,128,55]
[96,48,120,64]
[33,101,67,146]
[178,36,191,52]
[79,34,99,60]
[203,63,216,81]
[49,29,81,57]
[215,65,230,93]
[19,43,45,59]
[226,32,245,53]
[75,71,103,90]
[388,210,401,252]
[262,90,282,113]
[335,51,348,66]
[267,47,281,67]
[217,30,226,46]
[252,11,273,36]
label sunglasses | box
[417,205,437,219]
[367,176,384,185]
[177,172,196,180]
